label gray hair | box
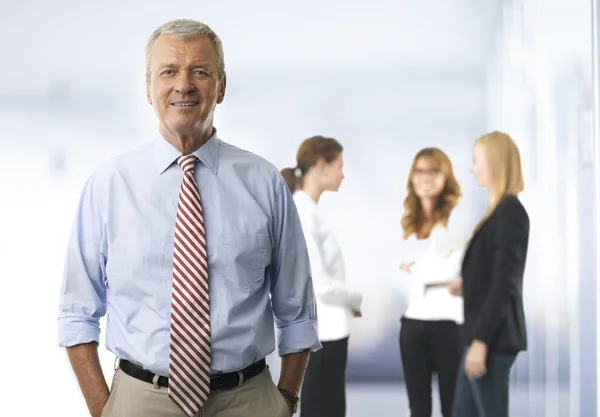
[145,19,225,78]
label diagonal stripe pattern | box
[168,154,211,416]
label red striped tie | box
[168,154,211,416]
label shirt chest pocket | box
[220,233,272,289]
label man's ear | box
[146,75,152,105]
[216,73,227,104]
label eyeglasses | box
[413,168,442,177]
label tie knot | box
[177,155,197,173]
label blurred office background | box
[0,0,598,415]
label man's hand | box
[278,388,299,416]
[448,279,463,296]
[66,343,110,417]
[90,395,110,417]
[277,350,309,415]
[282,396,294,416]
[465,340,488,380]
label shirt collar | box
[294,190,318,210]
[154,128,220,175]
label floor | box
[341,383,572,417]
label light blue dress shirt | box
[58,131,321,376]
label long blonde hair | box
[472,131,524,234]
[401,147,462,239]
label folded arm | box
[406,215,471,287]
[418,248,465,286]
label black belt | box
[119,358,266,392]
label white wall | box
[483,0,596,415]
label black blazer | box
[461,195,529,354]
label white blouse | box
[293,190,362,341]
[399,204,472,324]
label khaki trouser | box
[101,366,290,417]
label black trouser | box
[400,318,463,417]
[300,337,349,417]
[452,348,516,417]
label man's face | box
[146,34,226,138]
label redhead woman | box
[398,147,471,417]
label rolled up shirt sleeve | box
[269,179,321,356]
[58,173,108,347]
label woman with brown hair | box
[450,131,529,417]
[398,147,471,417]
[281,135,362,417]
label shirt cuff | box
[277,319,322,355]
[471,317,502,347]
[57,314,101,347]
[348,292,363,312]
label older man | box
[58,19,320,417]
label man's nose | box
[174,74,195,94]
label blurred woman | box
[281,135,362,417]
[398,147,471,417]
[450,131,529,417]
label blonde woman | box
[398,147,471,417]
[450,131,529,417]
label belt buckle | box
[236,371,244,387]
